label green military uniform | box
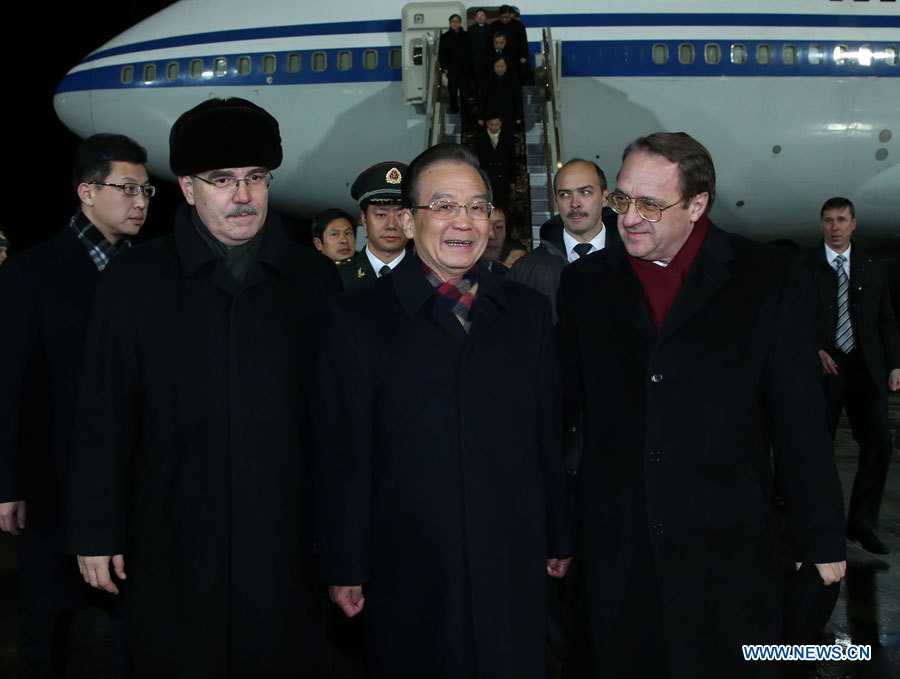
[335,251,376,291]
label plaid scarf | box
[420,258,479,333]
[69,211,132,271]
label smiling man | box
[557,132,847,678]
[66,98,339,676]
[314,143,572,679]
[0,133,149,676]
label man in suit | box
[508,159,616,321]
[557,133,846,678]
[474,115,516,210]
[0,133,151,676]
[804,197,900,555]
[314,143,572,679]
[438,13,471,114]
[67,98,338,676]
[341,162,409,290]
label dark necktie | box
[573,243,593,259]
[379,265,392,277]
[833,254,855,352]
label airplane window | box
[262,54,276,74]
[652,44,668,64]
[363,50,378,70]
[214,58,227,77]
[858,44,874,66]
[338,51,352,71]
[757,44,772,64]
[731,44,747,64]
[678,44,694,64]
[312,52,327,72]
[287,53,301,72]
[834,44,849,65]
[389,49,402,69]
[782,45,797,65]
[143,63,156,82]
[885,46,898,65]
[166,62,179,81]
[808,44,824,65]
[705,44,721,64]
[237,56,251,76]
[121,65,134,84]
[190,59,203,78]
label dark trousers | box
[16,526,125,678]
[823,349,893,532]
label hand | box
[818,350,838,376]
[795,560,846,586]
[547,557,572,578]
[888,368,900,391]
[329,584,365,617]
[0,500,26,535]
[77,554,126,594]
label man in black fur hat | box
[67,98,339,676]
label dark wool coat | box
[0,227,100,528]
[65,206,339,677]
[313,255,572,679]
[557,225,846,679]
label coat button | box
[652,523,664,536]
[651,373,664,383]
[649,451,662,463]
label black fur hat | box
[169,98,282,176]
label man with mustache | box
[66,98,339,676]
[508,159,617,321]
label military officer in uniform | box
[339,162,409,290]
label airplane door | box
[401,2,465,105]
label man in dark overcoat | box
[314,143,572,679]
[557,132,847,678]
[438,13,471,114]
[803,197,900,555]
[0,133,150,676]
[66,99,339,677]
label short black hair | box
[71,133,147,191]
[311,208,356,241]
[449,13,461,22]
[821,196,854,219]
[493,28,508,40]
[553,159,608,194]
[500,238,526,260]
[499,5,512,14]
[473,7,486,15]
[402,144,492,212]
[620,132,716,213]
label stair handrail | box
[423,31,446,148]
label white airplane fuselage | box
[53,0,900,248]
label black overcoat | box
[313,255,572,679]
[557,225,846,678]
[66,207,339,677]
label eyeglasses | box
[191,172,273,190]
[89,182,156,198]
[608,191,682,222]
[414,200,493,220]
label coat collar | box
[392,252,510,340]
[174,203,293,281]
[655,222,733,343]
[608,222,733,344]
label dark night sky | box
[16,2,179,252]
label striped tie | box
[834,254,855,353]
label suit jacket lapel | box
[656,225,733,345]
